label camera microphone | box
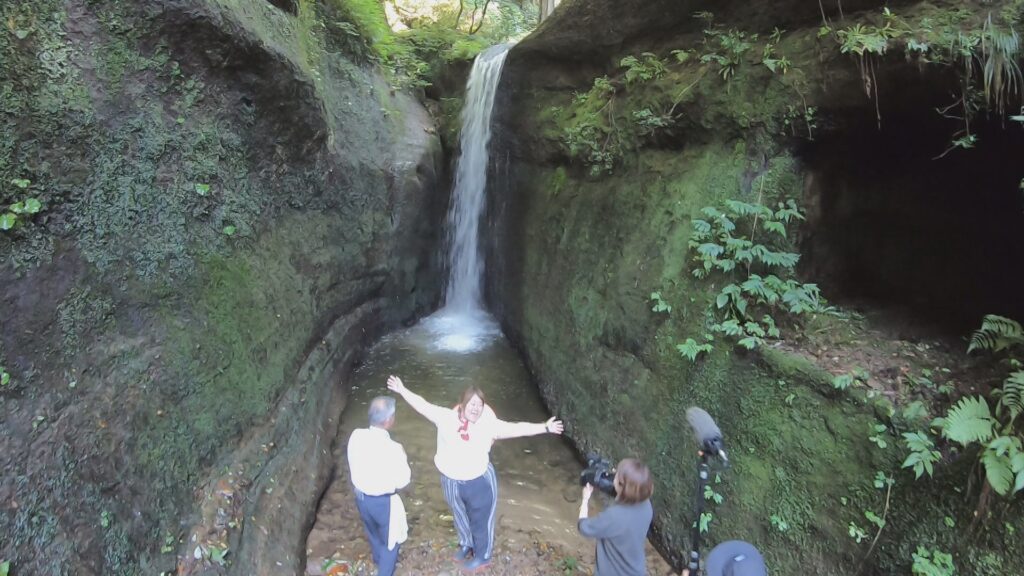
[685,407,727,462]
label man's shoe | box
[460,557,491,572]
[453,546,474,562]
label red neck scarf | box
[457,413,471,441]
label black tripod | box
[686,451,711,575]
[686,441,727,575]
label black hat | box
[704,540,767,576]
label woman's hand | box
[545,417,564,435]
[579,483,593,520]
[387,375,407,395]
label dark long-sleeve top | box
[578,499,653,576]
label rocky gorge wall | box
[487,0,1024,573]
[0,0,445,573]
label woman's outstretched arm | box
[387,375,449,425]
[494,416,564,440]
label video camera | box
[579,452,617,497]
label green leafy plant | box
[650,292,672,314]
[562,119,620,176]
[632,108,672,136]
[968,314,1024,354]
[770,514,790,532]
[912,546,955,575]
[209,545,229,567]
[833,368,870,390]
[2,178,44,231]
[0,367,10,387]
[701,28,754,80]
[703,484,724,504]
[848,522,868,543]
[558,556,579,574]
[902,431,942,479]
[868,425,890,449]
[836,9,904,126]
[761,29,792,74]
[160,531,177,554]
[222,225,237,236]
[0,560,9,576]
[940,393,1024,500]
[677,337,714,362]
[670,49,694,63]
[100,510,111,529]
[561,75,625,175]
[194,183,211,196]
[686,197,826,353]
[977,14,1022,116]
[619,53,666,85]
[699,511,713,534]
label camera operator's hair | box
[615,458,653,504]
[458,386,487,413]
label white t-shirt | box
[417,404,539,480]
[347,427,412,496]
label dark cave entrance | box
[266,0,298,15]
[798,72,1024,334]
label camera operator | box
[578,458,654,576]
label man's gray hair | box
[368,396,396,427]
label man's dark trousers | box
[355,491,399,576]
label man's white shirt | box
[347,426,411,496]
[347,426,411,550]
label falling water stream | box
[304,45,669,575]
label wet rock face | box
[0,0,444,573]
[518,0,897,60]
[487,0,1024,573]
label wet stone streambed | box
[304,314,672,575]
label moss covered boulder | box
[0,0,444,573]
[487,0,1024,573]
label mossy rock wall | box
[486,1,1024,573]
[0,0,444,573]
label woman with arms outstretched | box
[386,374,564,572]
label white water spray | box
[427,44,510,352]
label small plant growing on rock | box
[2,178,43,231]
[902,431,942,479]
[681,195,828,357]
[832,367,869,390]
[619,53,666,85]
[911,546,955,575]
[650,292,671,314]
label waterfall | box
[427,44,510,352]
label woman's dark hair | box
[615,458,653,504]
[458,386,486,415]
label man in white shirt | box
[347,396,412,576]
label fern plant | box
[902,431,941,479]
[700,28,754,80]
[968,314,1024,354]
[619,53,666,86]
[940,396,1024,498]
[682,197,828,357]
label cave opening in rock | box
[266,0,297,15]
[798,74,1024,334]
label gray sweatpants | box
[440,463,498,560]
